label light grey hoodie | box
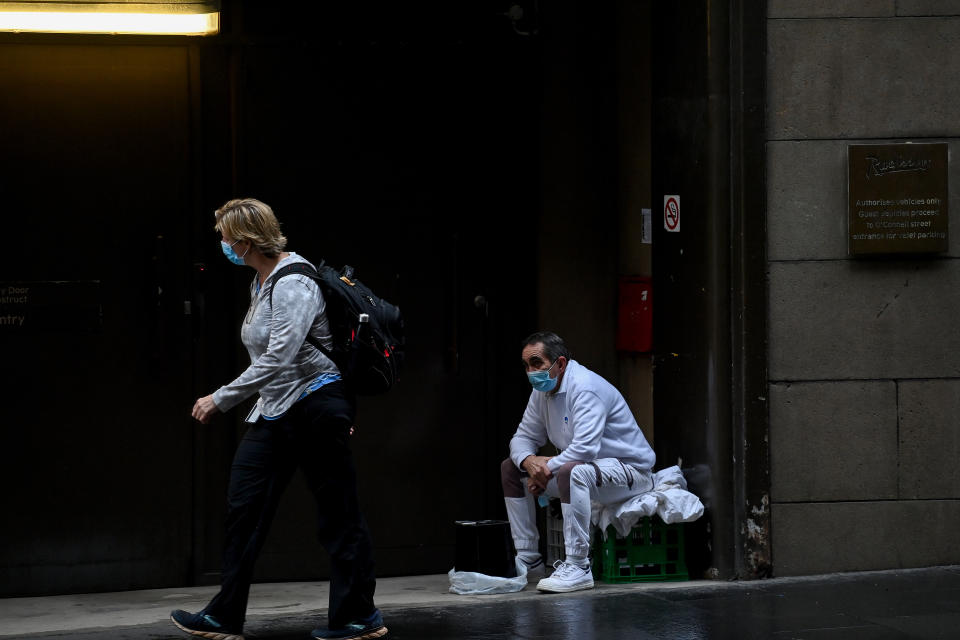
[212,253,339,418]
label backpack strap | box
[268,261,322,305]
[268,261,333,359]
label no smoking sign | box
[664,195,680,232]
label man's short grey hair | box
[521,331,571,362]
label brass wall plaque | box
[848,143,948,255]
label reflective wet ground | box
[368,566,960,639]
[9,566,960,639]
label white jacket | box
[509,359,655,473]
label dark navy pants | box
[205,381,377,629]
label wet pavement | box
[3,565,960,639]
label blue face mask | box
[221,240,248,266]
[527,358,560,393]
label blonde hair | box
[214,198,288,258]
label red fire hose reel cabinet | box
[616,276,652,353]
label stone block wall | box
[766,1,960,575]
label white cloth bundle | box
[592,465,704,538]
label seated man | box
[501,331,656,593]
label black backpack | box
[269,261,404,395]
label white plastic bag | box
[448,556,528,594]
[652,465,688,491]
[657,486,704,523]
[652,465,704,524]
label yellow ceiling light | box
[0,1,220,35]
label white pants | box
[504,458,653,559]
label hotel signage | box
[848,143,948,256]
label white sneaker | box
[520,557,546,583]
[536,560,594,593]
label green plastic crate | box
[593,516,688,583]
[545,512,566,566]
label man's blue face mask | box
[527,357,560,393]
[221,239,248,266]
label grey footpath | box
[0,574,699,637]
[3,565,960,639]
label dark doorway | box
[0,44,198,594]
[0,3,541,596]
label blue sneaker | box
[170,609,244,640]
[311,608,388,639]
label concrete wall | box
[767,1,960,575]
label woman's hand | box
[192,395,220,424]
